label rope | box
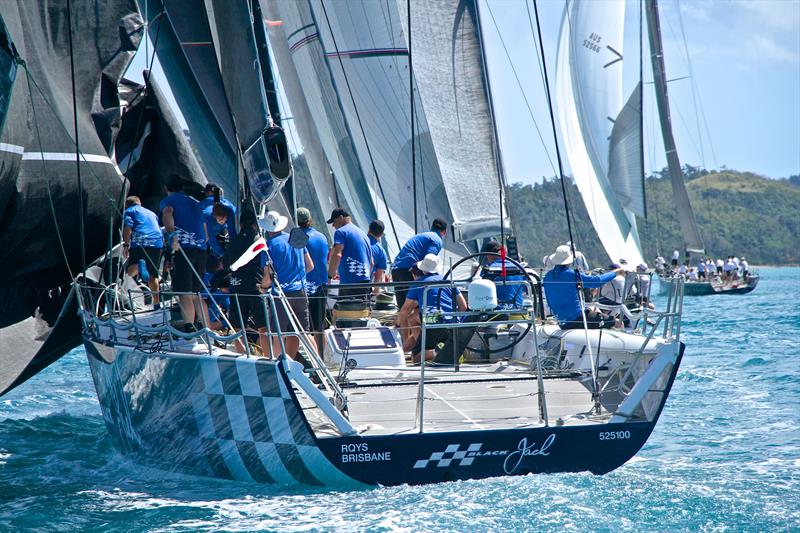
[484,0,557,177]
[318,0,402,251]
[408,0,417,233]
[66,0,86,276]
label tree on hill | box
[507,169,800,267]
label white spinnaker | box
[556,0,644,266]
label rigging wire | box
[473,0,509,257]
[318,0,402,251]
[674,2,709,169]
[531,0,601,412]
[529,1,576,259]
[484,0,558,178]
[65,0,86,277]
[408,0,417,233]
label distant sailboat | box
[556,0,757,295]
[644,0,758,295]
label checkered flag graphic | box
[413,443,483,468]
[345,257,369,278]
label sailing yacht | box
[555,0,757,296]
[1,0,685,487]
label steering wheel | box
[435,251,539,358]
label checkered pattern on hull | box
[192,357,355,486]
[87,344,358,487]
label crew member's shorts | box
[391,268,414,309]
[272,289,310,333]
[228,291,266,330]
[172,247,207,293]
[127,246,162,279]
[308,286,327,334]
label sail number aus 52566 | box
[599,430,630,440]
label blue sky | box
[481,0,800,184]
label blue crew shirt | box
[334,222,372,284]
[406,273,460,320]
[370,235,387,275]
[486,259,526,309]
[392,231,443,271]
[267,232,307,293]
[303,227,329,294]
[203,199,238,257]
[123,204,163,249]
[543,265,617,323]
[160,192,206,249]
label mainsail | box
[0,1,141,395]
[645,0,704,256]
[398,0,510,245]
[555,0,645,266]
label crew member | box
[262,210,315,360]
[390,218,447,310]
[326,208,373,307]
[122,196,163,307]
[223,210,269,355]
[201,184,237,272]
[482,240,526,310]
[297,207,329,351]
[543,245,624,330]
[396,254,468,363]
[368,219,388,295]
[161,176,209,331]
[740,257,749,279]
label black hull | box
[85,340,683,487]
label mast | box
[645,0,705,258]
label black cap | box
[326,208,350,224]
[204,183,221,194]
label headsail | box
[0,1,141,395]
[555,0,645,266]
[138,0,237,196]
[265,0,442,256]
[264,0,508,258]
[115,76,207,213]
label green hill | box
[507,170,800,267]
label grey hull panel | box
[85,342,359,487]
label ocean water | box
[1,267,798,532]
